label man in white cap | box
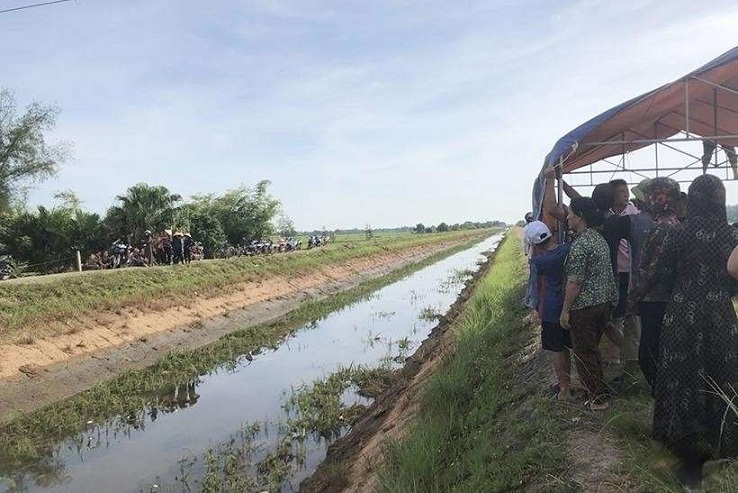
[527,220,573,401]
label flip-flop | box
[585,399,610,411]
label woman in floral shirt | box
[560,197,617,410]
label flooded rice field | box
[0,234,503,493]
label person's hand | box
[559,310,570,329]
[544,166,556,179]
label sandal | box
[585,398,610,411]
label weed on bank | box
[377,232,572,492]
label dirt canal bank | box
[0,232,503,492]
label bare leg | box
[551,349,572,400]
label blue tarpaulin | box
[533,45,738,217]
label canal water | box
[0,233,503,493]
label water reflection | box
[0,234,503,493]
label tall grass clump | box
[377,232,571,492]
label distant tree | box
[515,220,526,227]
[0,89,69,213]
[414,223,425,234]
[1,199,105,273]
[187,206,227,258]
[276,213,296,237]
[105,183,182,241]
[54,189,82,210]
[450,223,460,231]
[424,226,434,234]
[437,222,449,232]
[208,180,280,244]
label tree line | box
[413,220,506,234]
[0,181,285,273]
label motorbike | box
[109,241,129,269]
[285,237,302,251]
[308,235,324,249]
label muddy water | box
[0,234,503,493]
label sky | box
[4,0,738,230]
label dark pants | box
[570,303,611,399]
[638,302,667,394]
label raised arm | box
[543,166,567,221]
[563,180,581,200]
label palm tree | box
[105,183,181,241]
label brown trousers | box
[570,302,612,399]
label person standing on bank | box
[560,197,618,411]
[528,221,572,401]
[608,179,641,374]
[650,174,738,488]
[628,177,681,394]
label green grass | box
[0,231,493,480]
[0,229,495,343]
[376,230,573,492]
[587,374,738,492]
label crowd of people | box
[523,168,738,488]
[83,230,203,270]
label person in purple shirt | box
[528,221,572,401]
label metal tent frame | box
[554,73,738,192]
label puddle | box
[0,234,503,493]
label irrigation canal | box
[1,233,503,493]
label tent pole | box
[557,156,564,244]
[655,144,659,177]
[685,79,690,137]
[714,87,719,167]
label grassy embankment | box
[376,229,572,492]
[376,231,738,492]
[0,229,488,344]
[0,230,497,475]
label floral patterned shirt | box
[565,228,618,310]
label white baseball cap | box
[524,220,552,245]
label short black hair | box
[592,183,614,212]
[570,197,605,228]
[609,179,628,188]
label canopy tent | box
[532,45,738,218]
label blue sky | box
[5,0,738,229]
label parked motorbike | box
[308,235,324,249]
[109,240,129,269]
[285,237,302,251]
